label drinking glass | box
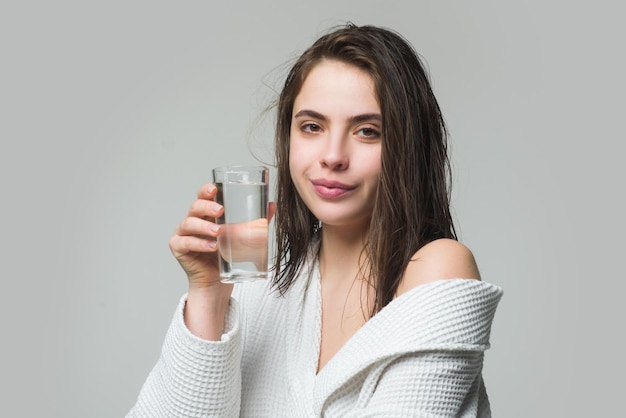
[212,165,269,283]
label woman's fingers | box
[268,201,277,222]
[170,234,217,256]
[169,185,223,260]
[187,198,223,219]
[191,183,222,218]
[197,183,218,199]
[175,216,221,237]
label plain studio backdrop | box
[1,1,624,417]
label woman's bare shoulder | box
[395,238,481,297]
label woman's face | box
[289,60,382,232]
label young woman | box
[128,24,502,417]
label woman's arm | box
[126,296,242,418]
[127,183,246,416]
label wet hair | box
[272,23,456,314]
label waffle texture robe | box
[127,259,502,417]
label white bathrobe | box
[128,259,502,417]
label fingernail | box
[207,184,215,193]
[210,225,220,233]
[208,241,217,249]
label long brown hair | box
[272,24,456,314]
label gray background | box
[1,1,624,417]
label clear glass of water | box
[212,166,269,283]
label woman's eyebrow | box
[293,109,327,121]
[349,113,381,124]
[293,109,381,123]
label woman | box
[128,24,502,417]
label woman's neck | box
[319,223,370,284]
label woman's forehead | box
[292,60,380,118]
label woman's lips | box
[311,179,357,198]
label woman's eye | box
[301,123,322,133]
[358,127,380,139]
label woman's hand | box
[170,184,226,288]
[169,183,276,340]
[218,217,270,270]
[169,184,233,340]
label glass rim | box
[212,165,269,173]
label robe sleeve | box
[348,350,491,417]
[126,295,242,418]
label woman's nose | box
[319,135,349,170]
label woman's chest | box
[317,278,374,372]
